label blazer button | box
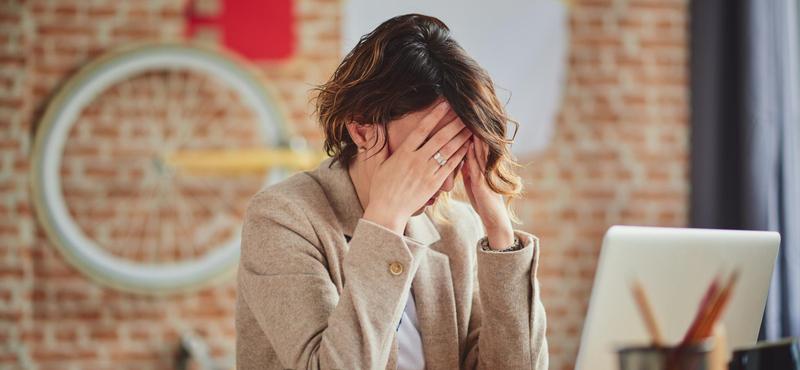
[389,262,403,275]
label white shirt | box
[397,284,426,370]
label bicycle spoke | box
[167,178,195,262]
[173,73,205,151]
[198,176,241,220]
[122,179,159,260]
[104,179,154,256]
[105,178,155,255]
[171,179,204,261]
[148,178,167,264]
[173,177,219,245]
[163,69,182,149]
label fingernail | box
[438,102,449,110]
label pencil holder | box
[617,321,730,370]
[617,341,714,370]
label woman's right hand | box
[362,101,473,234]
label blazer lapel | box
[307,157,364,239]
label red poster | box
[185,0,294,61]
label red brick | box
[88,6,117,18]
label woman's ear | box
[345,121,377,150]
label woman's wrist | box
[363,204,406,235]
[486,225,515,251]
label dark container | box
[728,337,800,370]
[617,341,714,370]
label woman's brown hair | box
[311,13,525,226]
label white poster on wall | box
[342,0,570,158]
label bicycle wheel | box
[31,42,292,295]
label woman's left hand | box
[460,136,515,250]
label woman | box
[235,13,548,370]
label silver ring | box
[433,152,446,166]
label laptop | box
[575,225,781,370]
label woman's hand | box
[362,102,472,234]
[460,136,515,250]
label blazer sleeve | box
[461,207,549,370]
[237,192,427,370]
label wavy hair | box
[310,13,525,226]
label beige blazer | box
[235,157,548,370]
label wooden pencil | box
[680,274,721,345]
[631,279,665,346]
[694,269,740,340]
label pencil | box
[694,269,740,340]
[631,279,665,346]
[681,274,721,345]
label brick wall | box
[0,0,35,368]
[0,0,687,369]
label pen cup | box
[617,341,714,370]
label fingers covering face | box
[398,101,451,153]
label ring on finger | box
[433,152,447,166]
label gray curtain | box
[690,0,800,340]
